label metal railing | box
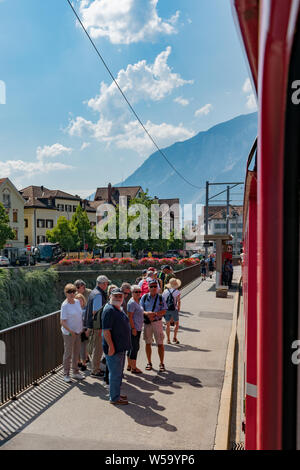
[0,262,202,405]
[175,262,202,289]
[0,312,63,405]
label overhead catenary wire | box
[65,0,203,190]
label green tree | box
[46,216,77,254]
[71,205,96,252]
[0,202,15,250]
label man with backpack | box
[140,280,167,372]
[158,265,175,291]
[85,275,110,377]
[162,278,181,344]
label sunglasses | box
[149,285,158,288]
[66,289,76,294]
[133,291,142,294]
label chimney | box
[108,183,112,204]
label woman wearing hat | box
[162,278,181,344]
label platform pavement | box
[0,269,240,450]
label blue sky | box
[0,0,256,198]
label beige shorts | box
[143,321,164,345]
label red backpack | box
[141,279,149,295]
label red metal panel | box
[231,0,259,91]
[245,173,257,450]
[257,0,297,450]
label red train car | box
[232,0,300,449]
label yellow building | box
[20,186,96,246]
[0,177,25,249]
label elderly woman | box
[126,285,144,374]
[60,283,84,383]
[162,278,182,345]
[102,288,131,405]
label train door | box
[283,9,300,450]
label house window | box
[24,218,28,228]
[57,204,64,211]
[73,205,77,212]
[2,190,11,209]
[14,229,18,240]
[37,219,45,228]
[46,219,54,229]
[24,236,29,245]
[65,205,72,212]
[13,210,18,223]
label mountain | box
[117,112,257,205]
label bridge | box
[0,267,242,450]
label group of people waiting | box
[60,265,181,406]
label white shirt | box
[162,288,180,308]
[60,299,83,335]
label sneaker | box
[73,373,84,380]
[110,398,128,405]
[63,375,72,383]
[91,371,104,378]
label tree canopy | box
[0,202,15,250]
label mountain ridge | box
[116,112,257,204]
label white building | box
[207,205,243,255]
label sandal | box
[173,339,180,344]
[167,340,171,344]
[145,363,152,371]
[131,368,142,374]
[159,363,166,372]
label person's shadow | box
[77,377,177,432]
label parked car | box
[0,256,9,266]
[190,253,202,259]
[164,250,181,258]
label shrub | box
[80,258,94,265]
[118,258,134,265]
[0,268,59,330]
[178,258,200,267]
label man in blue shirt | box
[140,280,167,372]
[102,288,131,405]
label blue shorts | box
[164,310,179,322]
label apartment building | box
[0,178,25,249]
[20,186,96,246]
[207,205,243,255]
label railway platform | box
[0,269,240,450]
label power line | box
[65,0,203,190]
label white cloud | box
[174,96,189,106]
[242,78,252,93]
[242,78,257,111]
[245,93,257,111]
[195,104,213,117]
[36,143,72,162]
[0,144,73,180]
[78,0,180,44]
[113,120,195,155]
[67,47,194,154]
[80,142,91,151]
